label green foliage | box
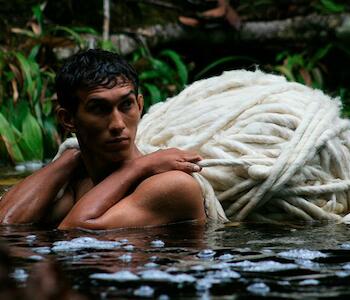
[274,44,333,89]
[312,0,346,14]
[132,48,189,112]
[0,48,57,163]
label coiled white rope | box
[55,70,350,223]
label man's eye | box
[120,99,133,110]
[89,104,110,114]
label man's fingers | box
[177,162,202,173]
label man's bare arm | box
[58,148,203,229]
[0,149,81,224]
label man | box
[0,49,206,229]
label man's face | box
[72,80,143,166]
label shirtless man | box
[0,49,206,229]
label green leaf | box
[0,112,24,163]
[139,70,161,81]
[49,26,87,48]
[42,99,53,117]
[15,52,35,100]
[32,4,44,34]
[160,50,188,86]
[20,113,43,161]
[319,0,345,13]
[143,83,162,105]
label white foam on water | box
[25,235,36,243]
[247,282,270,295]
[212,269,241,279]
[340,243,350,249]
[11,268,28,282]
[90,270,139,282]
[139,270,173,281]
[133,285,154,297]
[277,249,327,260]
[144,262,159,269]
[218,253,234,260]
[118,254,132,262]
[299,279,320,285]
[123,245,134,251]
[150,240,165,248]
[32,246,51,254]
[51,237,121,252]
[28,255,44,261]
[232,260,298,272]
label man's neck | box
[81,146,143,184]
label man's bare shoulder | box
[132,170,206,222]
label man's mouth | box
[106,137,129,144]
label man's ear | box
[137,94,144,115]
[56,107,76,133]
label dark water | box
[2,169,350,299]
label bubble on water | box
[247,282,270,295]
[158,295,169,300]
[218,253,234,260]
[149,255,158,262]
[295,259,318,269]
[118,239,129,244]
[343,263,350,270]
[144,262,159,269]
[172,273,196,283]
[90,270,139,282]
[139,270,172,281]
[299,279,320,285]
[118,254,132,262]
[133,285,154,298]
[190,265,205,271]
[150,240,165,248]
[25,235,36,243]
[28,255,44,261]
[32,246,51,254]
[212,269,241,279]
[336,271,350,277]
[11,268,28,282]
[277,249,327,260]
[52,237,121,252]
[197,249,216,259]
[211,262,230,270]
[123,245,135,251]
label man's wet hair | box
[55,49,139,113]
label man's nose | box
[109,109,126,133]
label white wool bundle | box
[55,70,350,223]
[136,70,350,223]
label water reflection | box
[1,222,350,299]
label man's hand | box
[137,148,203,176]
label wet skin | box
[0,79,206,229]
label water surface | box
[1,168,350,299]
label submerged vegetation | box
[0,1,350,164]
